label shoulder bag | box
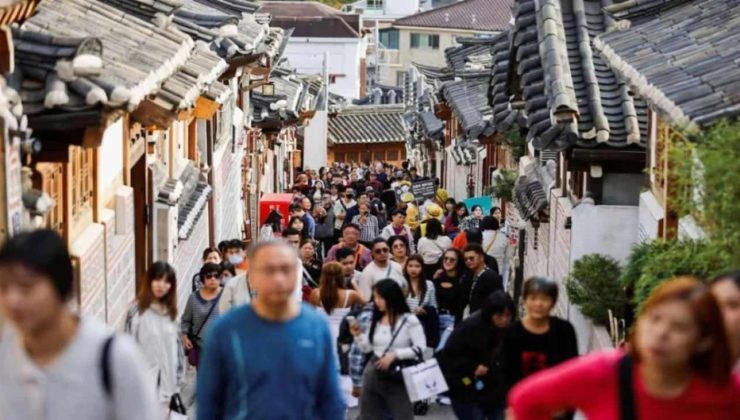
[186,293,221,367]
[374,315,423,383]
[618,354,637,420]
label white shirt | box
[125,304,184,403]
[482,229,509,274]
[380,224,417,253]
[0,316,159,420]
[219,273,252,314]
[358,260,407,301]
[355,314,426,359]
[417,236,452,265]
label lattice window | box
[70,146,94,224]
[35,163,65,236]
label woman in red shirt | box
[509,277,740,420]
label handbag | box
[186,293,221,367]
[169,393,187,415]
[402,358,449,402]
[374,316,423,383]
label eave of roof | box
[393,0,514,32]
[328,105,408,145]
[594,0,740,129]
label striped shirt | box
[406,280,438,313]
[352,214,380,243]
[180,290,222,348]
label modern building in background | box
[260,1,368,100]
[374,0,512,86]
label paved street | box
[348,403,454,419]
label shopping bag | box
[402,358,449,402]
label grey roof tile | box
[394,0,514,32]
[595,0,740,127]
[328,105,407,145]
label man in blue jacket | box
[197,240,346,420]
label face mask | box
[228,255,244,265]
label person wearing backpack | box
[126,261,185,415]
[0,230,159,420]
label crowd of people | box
[0,161,738,420]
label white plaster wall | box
[212,139,245,243]
[638,190,663,241]
[283,38,363,99]
[304,110,328,170]
[98,118,124,206]
[569,203,639,353]
[570,203,639,265]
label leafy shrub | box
[566,254,625,326]
[490,168,517,203]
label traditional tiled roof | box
[413,62,454,82]
[489,30,527,133]
[259,1,362,38]
[12,0,192,116]
[328,105,407,145]
[174,0,268,58]
[594,0,740,128]
[98,0,181,22]
[513,158,557,221]
[251,67,315,124]
[450,142,483,165]
[419,110,444,139]
[152,47,228,111]
[445,36,497,77]
[440,76,494,139]
[193,0,259,15]
[509,0,648,150]
[394,0,513,32]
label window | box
[334,152,345,163]
[410,33,439,49]
[35,163,65,237]
[387,150,399,162]
[69,146,95,225]
[372,150,385,161]
[367,0,383,10]
[379,28,399,49]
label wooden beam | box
[193,96,219,120]
[130,100,176,129]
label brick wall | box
[174,213,210,309]
[548,190,573,318]
[72,223,107,322]
[522,222,550,282]
[103,186,136,329]
[212,140,244,243]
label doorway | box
[130,155,147,294]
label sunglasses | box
[443,257,458,262]
[204,272,221,279]
[374,248,390,254]
[464,256,477,262]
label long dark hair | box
[441,248,465,278]
[426,219,444,240]
[318,262,344,314]
[452,202,468,225]
[137,261,178,320]
[404,255,427,299]
[369,279,410,344]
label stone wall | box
[174,213,210,309]
[548,192,573,318]
[212,140,245,243]
[103,186,136,329]
[72,223,107,321]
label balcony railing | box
[368,47,400,67]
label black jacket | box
[437,311,506,408]
[459,268,503,316]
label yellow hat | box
[426,203,444,220]
[435,188,449,204]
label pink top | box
[509,350,740,420]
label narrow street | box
[0,0,738,419]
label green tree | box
[566,254,626,326]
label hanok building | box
[484,0,655,351]
[12,0,195,325]
[10,0,291,321]
[327,104,408,167]
[250,65,321,194]
[593,0,740,242]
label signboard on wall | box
[2,125,23,238]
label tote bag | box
[402,358,449,402]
